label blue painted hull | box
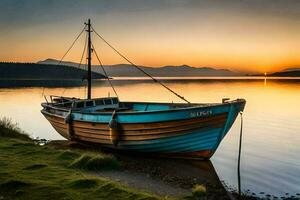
[41,99,245,159]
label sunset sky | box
[0,0,299,73]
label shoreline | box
[1,118,299,200]
[0,118,227,199]
[48,140,230,199]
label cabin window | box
[95,99,104,105]
[85,101,94,107]
[112,98,118,104]
[76,102,84,108]
[104,99,112,105]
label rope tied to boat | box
[58,25,87,66]
[64,108,75,140]
[91,42,119,98]
[91,26,191,104]
[64,109,73,124]
[109,110,120,146]
[52,21,190,103]
[237,111,243,197]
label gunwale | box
[41,99,244,116]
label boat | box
[41,19,246,159]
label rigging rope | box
[91,43,119,98]
[61,27,88,97]
[91,26,190,104]
[57,25,86,65]
[78,31,88,70]
[84,54,88,98]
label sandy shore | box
[48,140,231,199]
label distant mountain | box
[270,70,300,77]
[264,67,300,77]
[0,62,106,80]
[282,67,300,72]
[38,58,241,77]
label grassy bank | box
[0,118,159,200]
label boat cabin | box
[73,97,120,112]
[47,96,120,111]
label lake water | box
[0,77,299,198]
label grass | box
[23,164,48,170]
[191,184,207,200]
[69,178,99,189]
[57,149,80,160]
[1,117,299,200]
[0,117,31,141]
[0,118,159,200]
[70,153,120,171]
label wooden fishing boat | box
[41,19,246,159]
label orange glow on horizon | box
[1,27,299,73]
[1,2,300,74]
[1,47,298,73]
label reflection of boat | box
[41,19,246,159]
[121,155,226,193]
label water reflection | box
[0,78,299,197]
[100,148,229,198]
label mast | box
[87,19,92,99]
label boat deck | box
[43,96,215,113]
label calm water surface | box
[0,78,299,197]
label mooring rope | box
[91,26,190,104]
[237,112,243,196]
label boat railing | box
[44,95,78,108]
[43,96,121,112]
